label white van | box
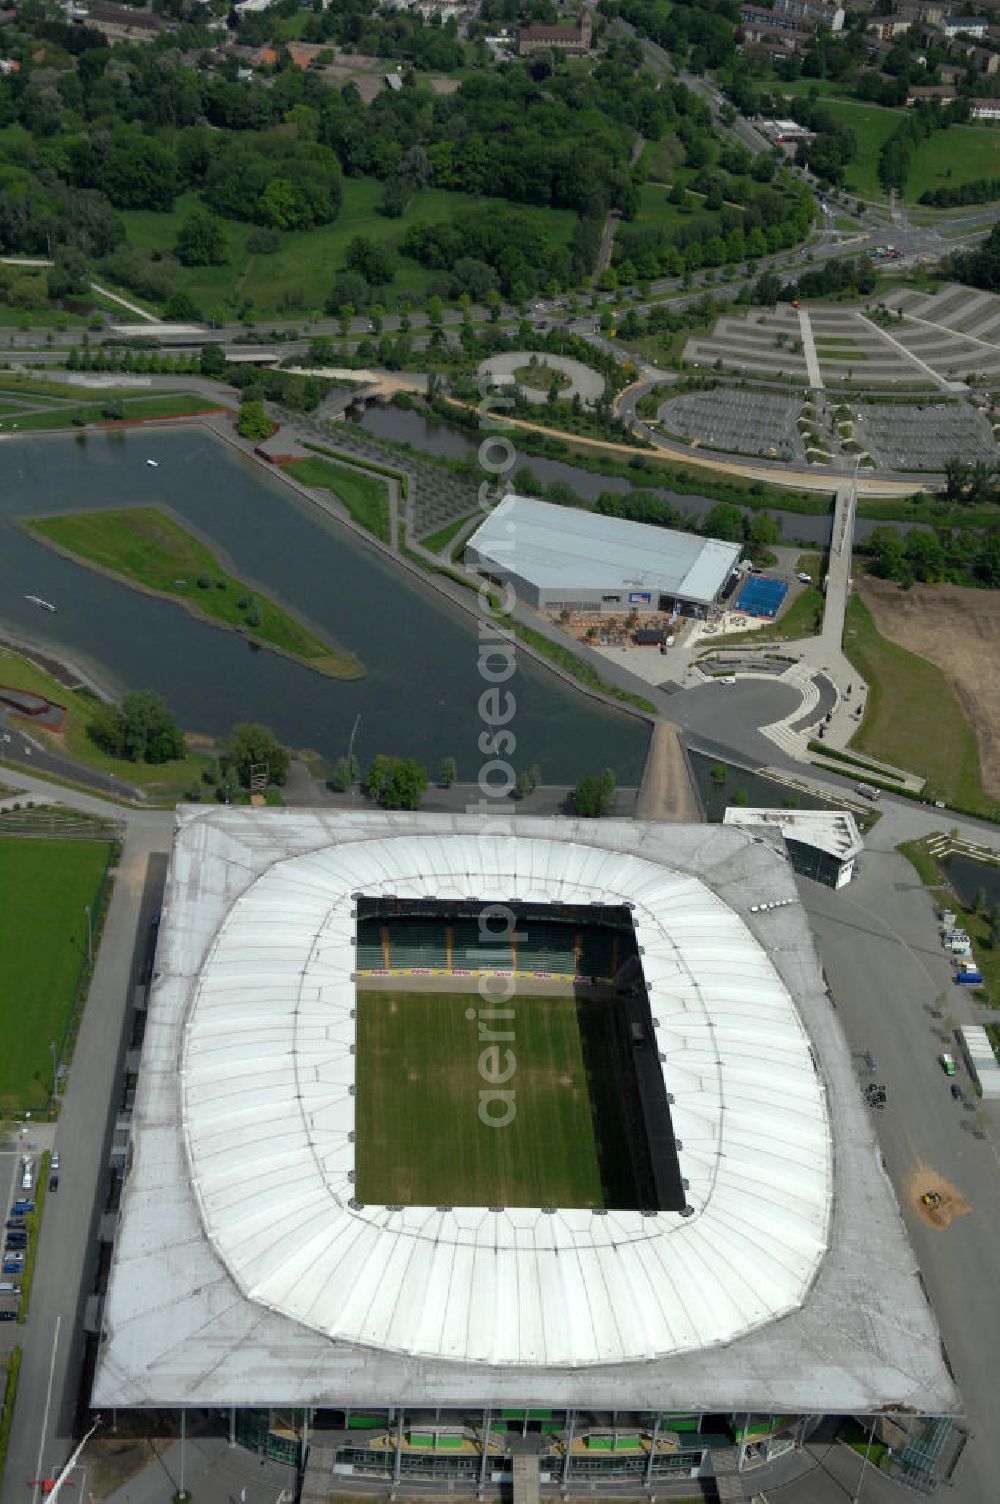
[0,1281,21,1294]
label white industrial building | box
[723,808,863,888]
[960,1026,1000,1099]
[464,496,740,615]
[92,805,953,1434]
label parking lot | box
[658,389,804,459]
[853,402,998,469]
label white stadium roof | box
[465,495,740,605]
[94,809,957,1413]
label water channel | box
[0,428,650,782]
[353,407,924,547]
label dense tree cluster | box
[571,768,616,818]
[401,208,573,298]
[87,690,186,764]
[865,523,1000,588]
[921,178,1000,209]
[951,224,1000,293]
[364,754,429,809]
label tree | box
[329,755,359,792]
[200,344,227,379]
[364,754,428,810]
[439,755,458,787]
[703,503,743,543]
[236,401,273,440]
[571,768,616,817]
[227,723,290,787]
[345,236,396,287]
[175,208,230,268]
[87,691,185,765]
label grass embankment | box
[0,839,110,1115]
[0,1348,21,1489]
[422,513,477,555]
[302,440,409,498]
[0,394,225,434]
[505,619,657,716]
[843,595,986,810]
[25,507,362,680]
[0,646,209,797]
[284,455,392,544]
[898,836,1000,1007]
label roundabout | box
[478,350,606,407]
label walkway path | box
[633,719,699,820]
[858,313,963,394]
[797,305,824,391]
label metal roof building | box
[93,808,955,1416]
[724,808,863,889]
[464,496,740,613]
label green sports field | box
[355,989,646,1209]
[0,837,111,1115]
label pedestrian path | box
[797,306,824,390]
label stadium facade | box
[92,808,958,1494]
[464,495,740,614]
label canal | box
[353,407,926,547]
[0,428,649,782]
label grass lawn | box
[631,182,716,239]
[906,124,1000,202]
[120,180,579,319]
[843,595,986,807]
[0,393,225,435]
[421,512,476,553]
[26,507,362,680]
[284,455,392,543]
[0,645,211,797]
[0,837,111,1115]
[639,136,688,183]
[512,362,571,390]
[355,989,652,1208]
[819,99,901,201]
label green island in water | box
[24,506,364,680]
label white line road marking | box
[33,1314,62,1504]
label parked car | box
[797,572,812,584]
[0,1310,16,1322]
[11,1201,34,1216]
[49,1175,59,1193]
[5,1219,25,1232]
[50,1150,59,1173]
[951,1083,964,1101]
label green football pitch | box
[0,836,111,1115]
[355,989,644,1209]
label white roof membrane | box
[93,810,958,1414]
[180,834,831,1367]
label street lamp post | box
[347,714,362,796]
[83,903,92,966]
[49,1040,57,1099]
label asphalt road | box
[0,774,172,1504]
[795,823,1000,1503]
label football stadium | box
[92,808,958,1497]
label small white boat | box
[146,459,159,468]
[24,594,56,612]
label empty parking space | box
[658,390,803,459]
[853,402,998,470]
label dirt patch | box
[906,1166,970,1229]
[859,578,1000,797]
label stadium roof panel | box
[94,809,957,1414]
[465,495,740,605]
